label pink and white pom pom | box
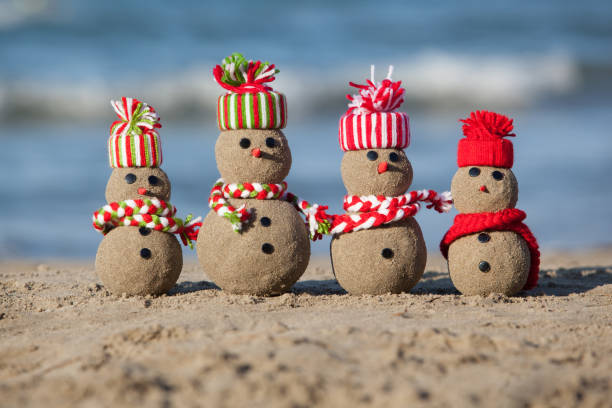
[346,65,405,115]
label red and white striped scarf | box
[208,179,331,240]
[330,190,452,234]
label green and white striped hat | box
[213,53,287,131]
[108,97,163,168]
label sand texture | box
[1,249,611,408]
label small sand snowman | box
[93,97,200,296]
[329,66,452,295]
[440,110,540,296]
[197,53,330,296]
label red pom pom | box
[460,110,515,140]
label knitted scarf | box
[92,198,202,248]
[439,208,540,290]
[330,190,452,234]
[208,179,331,240]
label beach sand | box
[1,250,611,407]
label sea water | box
[0,0,611,258]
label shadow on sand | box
[533,265,612,296]
[169,280,220,295]
[167,266,612,298]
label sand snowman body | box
[96,226,182,296]
[95,164,183,296]
[197,128,311,295]
[331,148,427,295]
[198,199,310,295]
[446,166,531,295]
[447,230,529,296]
[442,111,539,296]
[332,218,426,294]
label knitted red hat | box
[457,110,515,168]
[338,66,410,151]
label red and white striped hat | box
[338,66,410,152]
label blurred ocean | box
[0,0,611,259]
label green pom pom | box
[218,52,279,87]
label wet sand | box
[1,249,611,407]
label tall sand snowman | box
[93,97,201,296]
[197,53,330,296]
[440,110,540,296]
[330,67,452,295]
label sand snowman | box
[329,67,452,295]
[440,110,540,296]
[93,97,200,296]
[197,53,330,296]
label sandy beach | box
[1,249,611,408]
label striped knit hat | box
[213,53,286,131]
[108,97,162,168]
[339,66,410,152]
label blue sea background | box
[0,0,611,259]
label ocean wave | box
[0,51,583,123]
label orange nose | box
[251,148,261,158]
[479,185,488,192]
[137,188,147,195]
[378,161,388,174]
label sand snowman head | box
[104,97,171,203]
[450,111,519,213]
[215,129,291,184]
[338,66,413,196]
[212,53,291,184]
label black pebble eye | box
[478,261,491,272]
[261,243,274,254]
[125,173,137,184]
[148,175,159,186]
[389,152,399,162]
[492,171,504,181]
[478,233,490,243]
[239,138,251,149]
[366,151,378,161]
[265,137,276,148]
[260,217,271,227]
[139,227,151,236]
[140,248,152,259]
[469,167,481,177]
[381,248,394,259]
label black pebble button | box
[478,233,490,243]
[261,243,274,254]
[381,248,394,259]
[366,150,378,161]
[140,248,152,259]
[389,152,399,162]
[239,138,251,148]
[148,175,159,185]
[139,227,151,236]
[260,217,271,227]
[492,170,504,181]
[469,167,481,177]
[125,173,137,184]
[265,137,276,148]
[479,261,491,272]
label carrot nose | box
[377,161,388,174]
[251,148,261,158]
[137,187,148,195]
[479,185,488,192]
